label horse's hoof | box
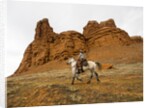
[87,81,90,84]
[80,79,83,82]
[97,80,101,83]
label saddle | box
[82,59,88,66]
[76,58,88,68]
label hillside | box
[7,62,143,107]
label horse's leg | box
[76,74,83,82]
[71,72,77,85]
[71,76,75,85]
[87,70,93,84]
[94,71,100,82]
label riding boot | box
[77,68,81,74]
[81,66,84,72]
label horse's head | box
[67,57,75,65]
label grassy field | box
[7,62,143,107]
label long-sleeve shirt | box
[79,52,85,59]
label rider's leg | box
[81,59,84,72]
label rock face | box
[50,31,87,61]
[14,18,142,75]
[131,36,143,43]
[83,19,132,48]
[15,18,57,74]
[15,19,87,74]
[83,19,116,37]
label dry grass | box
[7,62,143,107]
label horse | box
[67,57,101,85]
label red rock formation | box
[102,64,113,69]
[14,19,87,75]
[131,36,143,43]
[99,18,116,28]
[83,19,132,48]
[15,18,57,74]
[14,18,142,75]
[83,19,116,38]
[50,31,87,61]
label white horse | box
[67,57,101,85]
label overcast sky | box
[6,0,143,77]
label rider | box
[77,50,86,73]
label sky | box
[6,0,143,77]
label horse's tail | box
[95,62,102,70]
